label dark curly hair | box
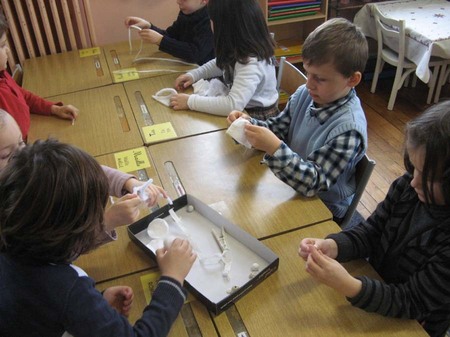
[0,139,109,264]
[404,100,450,205]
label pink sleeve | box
[101,165,135,197]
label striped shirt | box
[328,173,450,337]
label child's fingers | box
[155,247,166,259]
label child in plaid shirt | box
[227,18,369,222]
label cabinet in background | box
[258,0,329,63]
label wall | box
[89,0,180,45]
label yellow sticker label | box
[113,147,151,173]
[79,47,101,57]
[140,271,161,303]
[143,122,177,144]
[113,68,139,82]
[140,271,194,303]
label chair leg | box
[387,66,404,110]
[427,65,440,104]
[370,57,384,93]
[434,63,450,103]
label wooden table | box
[75,148,167,282]
[96,270,218,337]
[147,131,332,239]
[103,40,198,83]
[28,84,143,157]
[213,221,428,337]
[124,74,227,144]
[22,48,112,98]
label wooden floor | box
[354,76,450,218]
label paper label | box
[143,122,177,143]
[113,68,139,82]
[79,47,101,57]
[113,147,151,173]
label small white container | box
[147,218,169,239]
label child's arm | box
[138,29,163,46]
[175,73,195,91]
[243,123,281,155]
[171,58,224,105]
[102,165,168,203]
[326,174,409,262]
[156,238,197,284]
[102,286,134,318]
[50,104,78,122]
[263,130,364,197]
[123,178,168,206]
[305,245,362,298]
[104,194,141,232]
[183,59,277,116]
[298,237,338,261]
[65,259,194,336]
[155,15,214,65]
[227,110,251,124]
[124,16,151,29]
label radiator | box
[0,0,97,71]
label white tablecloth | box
[354,0,450,83]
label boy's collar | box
[310,88,356,124]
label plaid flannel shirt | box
[252,90,364,197]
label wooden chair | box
[370,5,443,110]
[12,64,23,86]
[434,60,450,103]
[276,56,307,108]
[340,154,376,229]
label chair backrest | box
[340,154,376,228]
[276,56,307,107]
[11,64,23,86]
[372,5,407,63]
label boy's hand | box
[124,178,168,207]
[156,239,197,284]
[175,74,194,91]
[170,93,190,110]
[244,124,281,155]
[104,194,141,231]
[298,238,338,261]
[139,29,163,45]
[103,286,134,317]
[305,246,362,298]
[51,104,79,122]
[227,110,250,125]
[124,16,150,29]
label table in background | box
[28,84,143,157]
[354,0,450,83]
[96,269,219,337]
[148,130,332,239]
[214,221,428,337]
[103,40,197,83]
[75,148,166,282]
[22,48,112,98]
[124,74,227,144]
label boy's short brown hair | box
[302,18,368,77]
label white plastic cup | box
[147,218,169,239]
